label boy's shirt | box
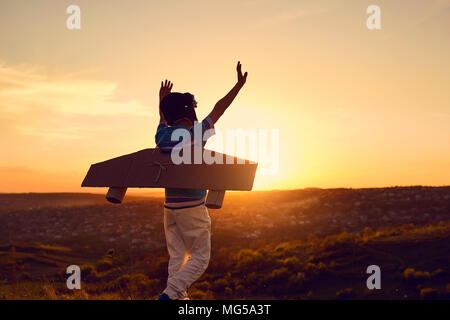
[155,116,215,209]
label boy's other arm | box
[208,61,248,124]
[159,79,173,123]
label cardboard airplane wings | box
[81,148,257,209]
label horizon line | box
[1,184,449,196]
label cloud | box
[429,112,450,118]
[0,62,152,140]
[0,166,34,174]
[0,62,147,116]
[251,4,337,29]
[412,0,450,27]
[383,0,450,40]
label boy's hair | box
[160,92,198,126]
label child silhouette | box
[155,62,248,300]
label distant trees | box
[95,258,113,272]
[212,278,228,293]
[235,249,268,272]
[403,268,444,283]
[420,288,438,300]
[336,288,356,299]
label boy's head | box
[160,92,198,127]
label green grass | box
[1,221,449,300]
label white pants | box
[163,204,211,300]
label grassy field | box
[0,187,449,300]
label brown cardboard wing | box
[81,148,257,191]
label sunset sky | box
[0,0,449,193]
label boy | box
[155,62,248,300]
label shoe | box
[157,293,172,300]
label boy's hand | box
[208,61,248,125]
[236,61,248,87]
[159,79,173,101]
[159,80,173,123]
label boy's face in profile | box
[176,97,198,129]
[161,92,199,128]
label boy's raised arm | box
[159,79,173,123]
[208,61,248,124]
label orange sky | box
[0,0,449,193]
